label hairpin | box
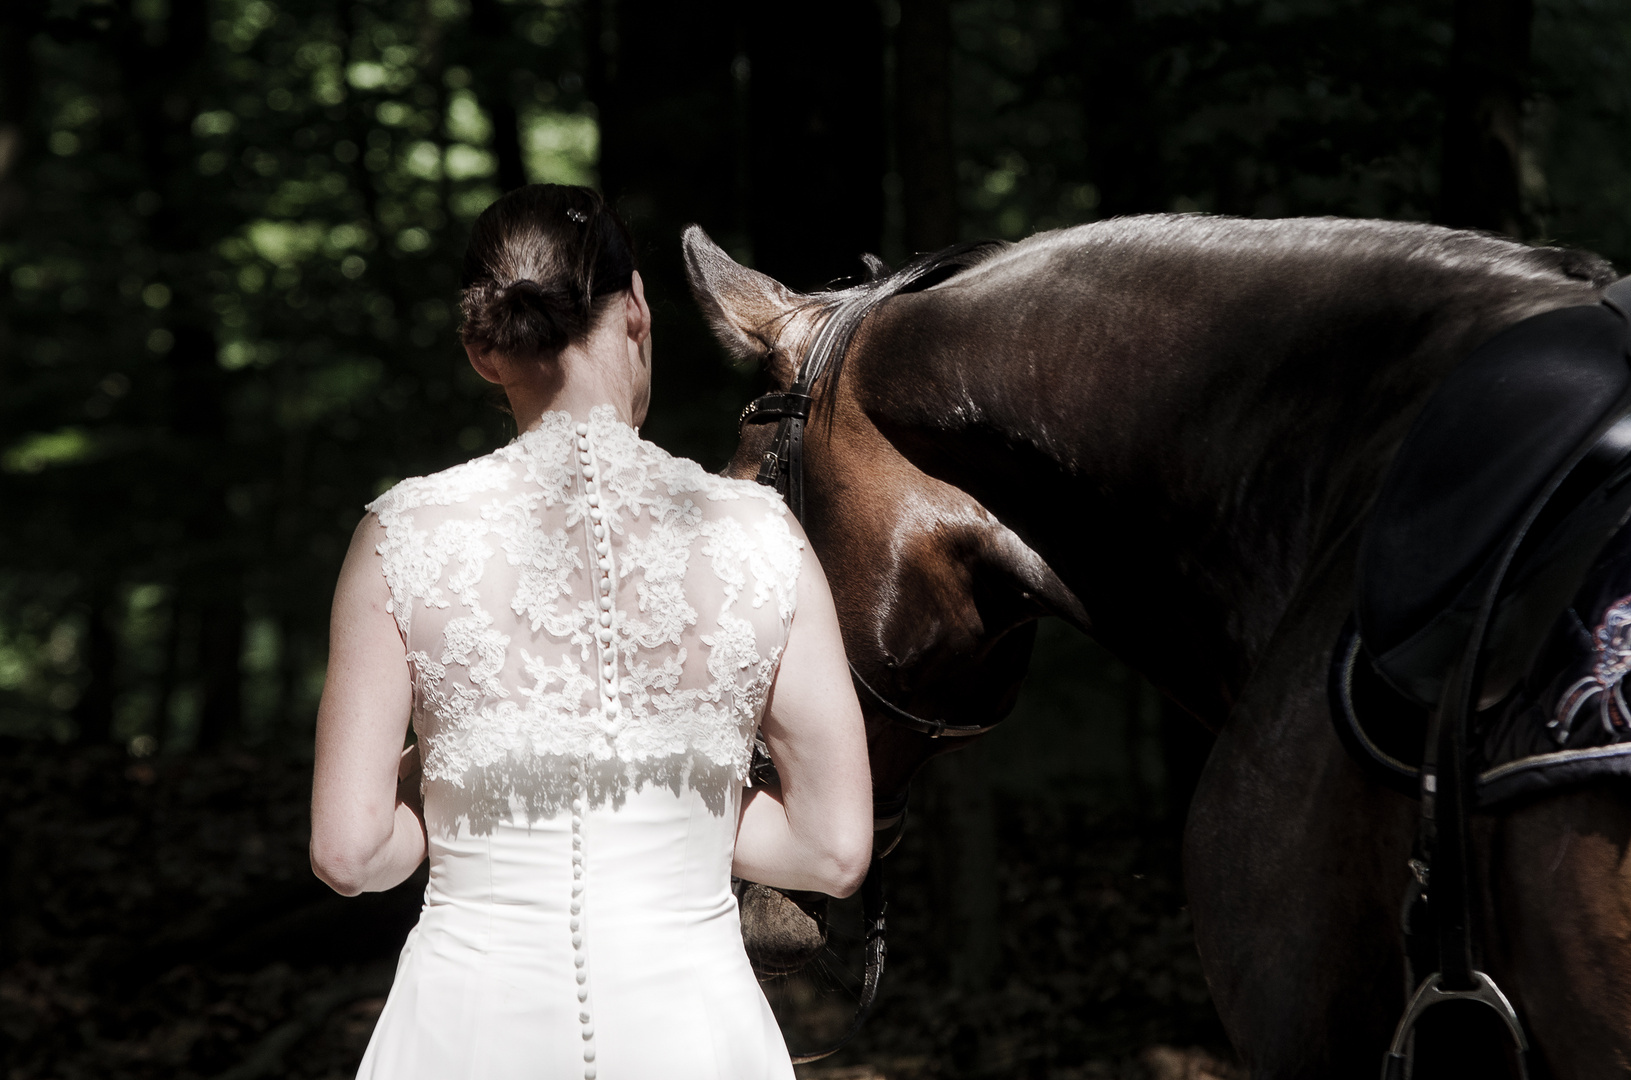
[567,208,588,223]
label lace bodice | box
[367,405,802,831]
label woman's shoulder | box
[635,440,794,515]
[365,449,519,520]
[657,455,806,536]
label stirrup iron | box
[1380,970,1533,1080]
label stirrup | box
[1380,970,1533,1080]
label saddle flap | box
[1359,301,1631,705]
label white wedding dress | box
[353,406,802,1080]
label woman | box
[309,184,873,1080]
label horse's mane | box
[983,213,1617,291]
[808,214,1616,400]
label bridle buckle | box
[756,450,781,486]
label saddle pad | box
[1335,513,1631,807]
[1478,513,1631,803]
[1358,302,1631,703]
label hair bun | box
[472,277,586,356]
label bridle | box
[739,279,1005,741]
[737,259,1005,1062]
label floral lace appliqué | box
[366,406,802,833]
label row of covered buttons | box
[574,421,604,1080]
[569,758,595,1079]
[576,422,620,721]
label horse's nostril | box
[737,882,829,977]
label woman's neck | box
[502,324,649,433]
[469,279,653,435]
[510,376,638,433]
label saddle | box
[1357,277,1631,713]
[1338,276,1631,1077]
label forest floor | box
[0,744,1239,1080]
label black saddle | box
[1344,278,1631,1078]
[1358,278,1631,709]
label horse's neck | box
[858,243,1597,721]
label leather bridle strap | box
[850,663,1005,738]
[742,271,995,1065]
[741,294,990,740]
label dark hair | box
[460,185,637,357]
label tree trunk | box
[589,0,747,460]
[593,0,738,252]
[745,0,885,289]
[1072,0,1161,219]
[113,0,242,747]
[197,590,244,750]
[1439,0,1534,237]
[73,590,118,744]
[896,0,957,253]
[0,6,34,229]
[923,748,1000,992]
[0,7,34,389]
[467,0,528,194]
[156,592,186,750]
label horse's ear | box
[682,225,803,363]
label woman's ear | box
[464,342,504,385]
[626,271,653,347]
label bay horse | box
[685,215,1631,1077]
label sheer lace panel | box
[366,406,802,831]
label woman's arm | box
[733,541,873,897]
[309,515,425,896]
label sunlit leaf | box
[2,429,94,475]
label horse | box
[685,215,1631,1077]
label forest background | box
[1,0,1627,1077]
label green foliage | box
[1532,0,1631,263]
[946,0,1455,240]
[945,0,1631,269]
[0,0,595,747]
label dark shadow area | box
[0,626,1232,1080]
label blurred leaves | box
[0,0,596,748]
[944,0,1631,264]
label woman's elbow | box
[309,835,372,896]
[820,829,873,899]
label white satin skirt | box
[355,782,794,1080]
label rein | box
[738,255,1004,1064]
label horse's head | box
[684,227,1083,807]
[688,217,1631,1073]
